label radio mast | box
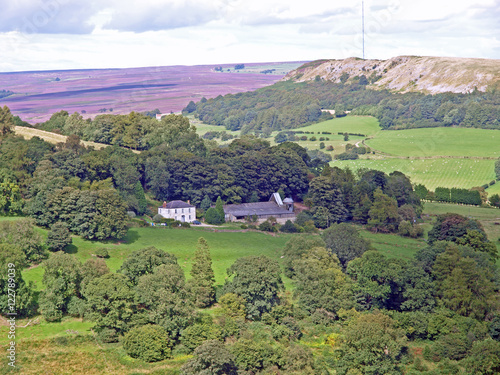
[362,0,365,59]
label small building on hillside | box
[224,193,295,223]
[158,200,196,223]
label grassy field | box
[331,158,496,190]
[13,126,115,151]
[365,127,500,158]
[293,116,381,136]
[20,225,297,292]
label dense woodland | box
[183,79,500,134]
[1,104,500,374]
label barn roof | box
[223,202,291,217]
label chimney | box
[163,201,167,208]
[187,200,191,205]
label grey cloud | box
[0,0,97,34]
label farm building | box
[224,193,295,222]
[158,200,196,223]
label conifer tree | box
[134,181,148,215]
[189,237,215,307]
[215,196,225,223]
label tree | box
[282,235,325,278]
[205,207,224,225]
[133,181,148,215]
[367,188,400,233]
[0,219,46,263]
[118,246,178,285]
[0,244,36,318]
[0,181,23,215]
[200,194,212,211]
[135,263,195,340]
[347,251,406,310]
[294,247,355,315]
[215,196,225,222]
[433,245,495,319]
[46,222,72,252]
[180,340,238,375]
[463,339,500,375]
[123,325,172,362]
[334,311,407,375]
[427,213,484,245]
[39,252,83,321]
[188,237,216,308]
[83,273,140,342]
[223,256,283,319]
[322,223,370,267]
[0,105,14,137]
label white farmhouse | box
[158,200,196,223]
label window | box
[175,209,177,214]
[182,208,184,213]
[189,215,191,220]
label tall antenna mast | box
[362,0,365,59]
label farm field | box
[13,126,114,151]
[365,127,500,158]
[293,115,381,136]
[331,158,496,190]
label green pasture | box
[366,127,500,158]
[360,231,426,261]
[331,158,496,191]
[293,115,381,136]
[21,226,295,291]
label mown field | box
[365,127,500,158]
[331,158,496,190]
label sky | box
[0,0,499,72]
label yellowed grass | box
[13,126,140,153]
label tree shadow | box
[64,244,78,254]
[118,229,139,245]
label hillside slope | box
[283,56,500,94]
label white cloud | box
[0,0,498,72]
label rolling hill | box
[284,55,500,94]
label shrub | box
[95,248,109,258]
[126,211,136,218]
[181,323,223,351]
[123,325,172,362]
[309,136,317,141]
[152,214,163,223]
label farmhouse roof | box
[223,202,291,217]
[160,200,194,209]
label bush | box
[180,222,191,228]
[126,211,136,218]
[280,220,298,233]
[123,325,172,362]
[335,152,358,160]
[152,214,163,223]
[95,248,109,258]
[181,323,223,351]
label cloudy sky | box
[0,0,498,72]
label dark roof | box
[224,202,293,217]
[162,200,194,209]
